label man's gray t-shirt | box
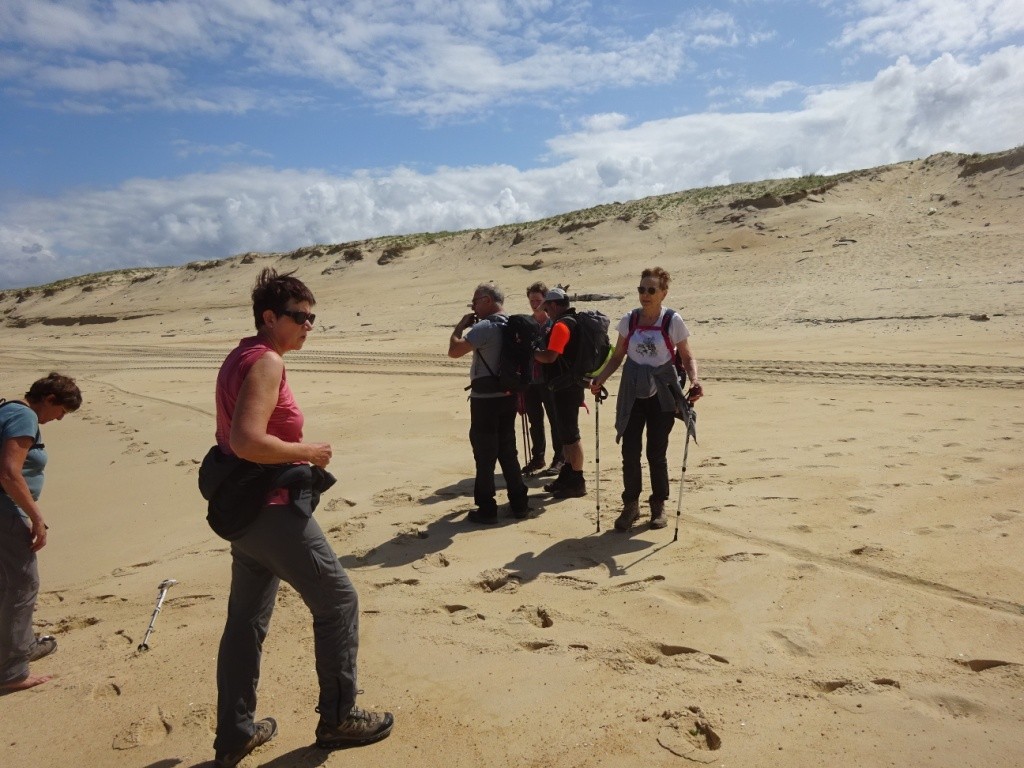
[465,314,508,399]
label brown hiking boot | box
[316,706,394,750]
[614,500,640,532]
[650,499,668,529]
[215,717,278,768]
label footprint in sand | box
[478,568,519,593]
[111,708,172,750]
[182,703,216,733]
[373,487,429,506]
[655,586,714,606]
[659,645,729,664]
[90,680,123,699]
[412,552,450,571]
[606,575,667,593]
[322,497,357,512]
[719,552,767,562]
[111,561,156,577]
[513,604,554,628]
[101,630,135,650]
[49,616,101,634]
[545,574,598,590]
[625,643,728,666]
[813,678,900,693]
[443,605,486,623]
[850,544,884,556]
[168,594,215,609]
[374,578,421,589]
[520,640,557,651]
[393,525,429,542]
[327,520,366,537]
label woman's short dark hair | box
[251,268,316,329]
[25,373,82,411]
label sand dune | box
[1,147,1022,767]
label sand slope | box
[0,148,1022,767]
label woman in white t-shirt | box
[590,267,703,531]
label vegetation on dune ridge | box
[0,266,164,300]
[3,147,1019,296]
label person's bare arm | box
[677,338,703,401]
[229,353,332,467]
[448,313,476,358]
[1,436,47,551]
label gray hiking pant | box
[0,509,38,685]
[214,507,359,753]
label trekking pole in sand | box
[594,385,608,532]
[518,393,532,468]
[138,579,178,651]
[521,412,532,467]
[673,405,698,543]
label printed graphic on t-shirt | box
[634,331,661,358]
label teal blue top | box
[0,402,47,523]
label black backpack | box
[546,308,612,390]
[472,314,540,394]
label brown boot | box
[614,500,640,532]
[649,499,668,529]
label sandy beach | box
[1,148,1022,767]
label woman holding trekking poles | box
[590,267,702,532]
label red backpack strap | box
[627,309,640,340]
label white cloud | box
[3,42,1023,288]
[579,112,631,131]
[0,0,694,117]
[743,80,802,105]
[837,0,1024,58]
[35,60,177,96]
[172,140,273,159]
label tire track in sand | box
[19,344,1024,389]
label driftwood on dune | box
[502,259,545,271]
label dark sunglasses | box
[637,286,658,295]
[280,309,317,325]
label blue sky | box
[2,0,1022,288]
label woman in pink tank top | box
[211,268,394,765]
[215,271,331,472]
